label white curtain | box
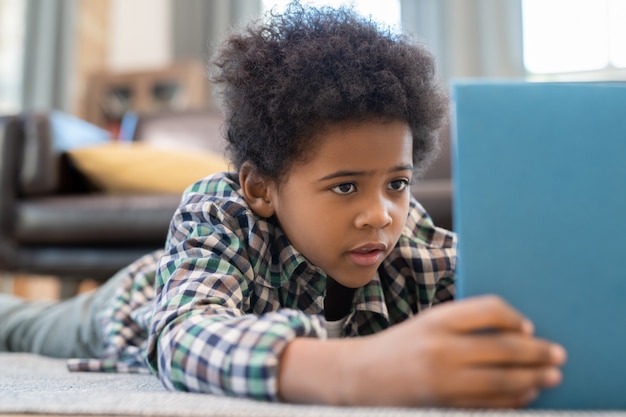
[21,0,76,111]
[401,0,525,81]
[172,0,524,80]
[15,0,524,112]
[171,0,262,62]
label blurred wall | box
[108,0,172,71]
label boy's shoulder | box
[165,171,306,286]
[184,171,242,200]
[181,171,250,210]
[173,171,257,227]
[173,171,287,241]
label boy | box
[0,2,566,408]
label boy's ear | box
[239,161,276,218]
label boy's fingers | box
[435,366,562,406]
[422,295,532,334]
[443,389,539,410]
[453,333,567,366]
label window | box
[262,0,401,33]
[0,0,25,112]
[522,0,626,79]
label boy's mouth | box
[346,243,387,267]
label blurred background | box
[1,0,625,130]
[1,0,625,299]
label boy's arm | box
[147,249,325,400]
[146,200,327,400]
[278,295,566,408]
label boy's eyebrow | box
[317,164,413,182]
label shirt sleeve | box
[146,195,325,401]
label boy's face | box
[268,120,413,288]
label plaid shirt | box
[69,172,456,401]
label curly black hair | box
[210,1,448,181]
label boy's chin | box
[332,272,379,289]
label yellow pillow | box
[67,142,230,193]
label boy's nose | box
[354,196,393,229]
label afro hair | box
[210,1,449,181]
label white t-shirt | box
[322,316,348,338]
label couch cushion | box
[66,142,230,194]
[15,194,183,245]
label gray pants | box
[0,270,124,359]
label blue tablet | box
[452,81,626,410]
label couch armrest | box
[19,113,63,196]
[18,113,94,197]
[0,115,22,224]
[0,115,22,263]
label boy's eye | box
[331,183,357,195]
[388,179,409,192]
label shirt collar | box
[352,272,389,318]
[252,215,389,321]
[252,215,327,296]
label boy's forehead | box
[293,119,413,170]
[315,118,412,147]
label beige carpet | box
[0,353,623,417]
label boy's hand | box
[344,295,567,408]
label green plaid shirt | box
[68,172,456,401]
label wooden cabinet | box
[85,61,209,137]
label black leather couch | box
[0,110,451,298]
[0,109,226,297]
